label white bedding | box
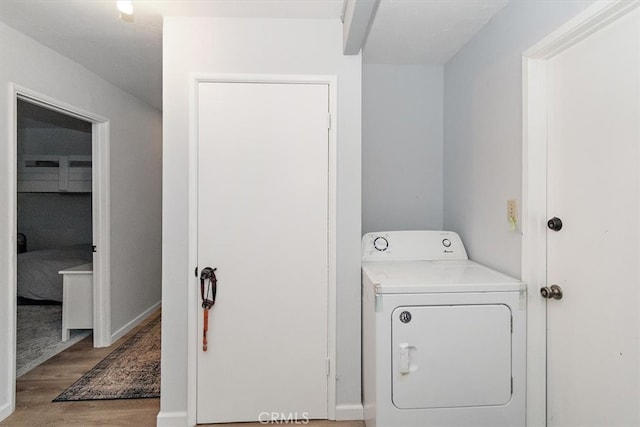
[17,244,93,302]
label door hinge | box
[194,266,198,278]
[327,113,332,130]
[326,358,330,377]
[92,245,97,253]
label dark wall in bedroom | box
[17,193,92,251]
[18,99,92,156]
[17,100,93,252]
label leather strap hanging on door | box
[200,267,217,351]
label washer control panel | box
[362,230,468,261]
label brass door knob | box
[540,284,563,300]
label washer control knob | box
[373,236,389,252]
[442,238,452,248]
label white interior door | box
[546,8,640,426]
[196,81,329,424]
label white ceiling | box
[0,0,508,111]
[363,0,509,64]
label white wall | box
[161,17,361,423]
[443,0,594,277]
[0,22,162,420]
[362,64,443,234]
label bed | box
[17,244,93,302]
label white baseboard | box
[0,401,15,423]
[156,405,360,426]
[156,410,188,427]
[110,301,161,343]
[335,403,364,420]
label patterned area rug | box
[17,305,91,378]
[53,315,161,401]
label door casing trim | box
[9,84,112,348]
[522,1,640,425]
[5,83,112,419]
[186,74,338,425]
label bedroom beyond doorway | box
[16,99,94,376]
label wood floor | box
[1,311,160,427]
[1,310,365,427]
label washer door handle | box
[399,343,410,374]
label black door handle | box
[200,267,217,309]
[547,217,563,231]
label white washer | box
[362,230,526,427]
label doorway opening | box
[16,99,94,377]
[8,84,112,414]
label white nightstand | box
[59,263,93,341]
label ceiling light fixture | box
[117,1,134,22]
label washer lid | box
[362,260,524,293]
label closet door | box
[196,81,329,423]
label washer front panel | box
[361,283,526,427]
[392,304,512,409]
